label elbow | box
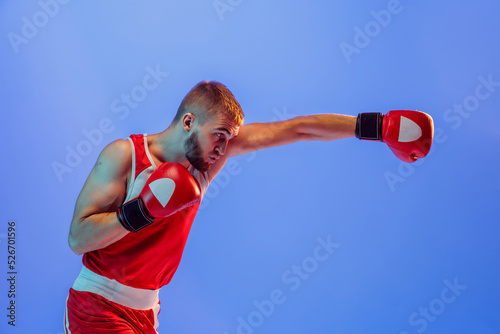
[68,231,85,256]
[292,116,316,141]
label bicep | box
[70,140,130,225]
[227,119,304,157]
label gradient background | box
[1,1,499,333]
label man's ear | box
[182,113,195,132]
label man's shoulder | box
[102,138,131,158]
[95,138,133,174]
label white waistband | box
[72,266,160,310]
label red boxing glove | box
[355,110,434,163]
[117,162,201,232]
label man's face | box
[185,115,240,172]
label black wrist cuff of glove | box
[117,197,155,233]
[355,112,384,141]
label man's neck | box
[149,127,190,168]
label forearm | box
[228,113,357,157]
[68,212,129,255]
[295,114,357,141]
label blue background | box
[1,0,499,333]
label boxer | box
[65,81,433,333]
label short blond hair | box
[174,81,244,126]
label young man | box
[65,81,433,333]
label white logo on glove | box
[148,178,176,207]
[398,116,422,142]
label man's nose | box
[216,141,227,155]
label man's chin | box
[186,151,211,172]
[189,160,211,173]
[195,165,210,173]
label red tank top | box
[82,134,209,290]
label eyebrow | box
[214,127,236,137]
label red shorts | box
[64,266,161,333]
[64,288,160,334]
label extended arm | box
[224,110,433,161]
[228,113,357,157]
[206,110,433,182]
[205,113,356,181]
